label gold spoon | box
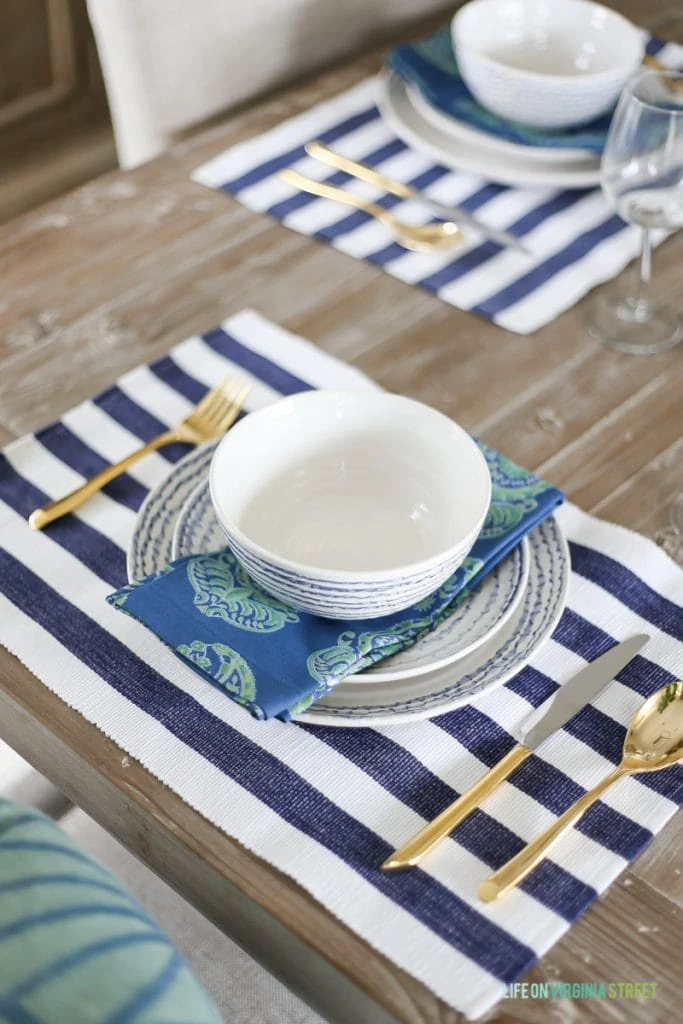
[479,682,683,902]
[279,169,462,253]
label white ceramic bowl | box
[452,0,645,130]
[209,391,491,620]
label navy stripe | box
[646,37,667,57]
[148,355,210,406]
[0,549,535,983]
[551,607,678,698]
[93,384,191,466]
[471,214,626,318]
[202,328,314,396]
[418,189,590,292]
[94,386,178,456]
[223,105,381,192]
[505,606,680,708]
[35,425,146,514]
[504,664,557,706]
[0,454,125,588]
[569,542,683,640]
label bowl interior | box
[210,392,490,575]
[455,0,642,77]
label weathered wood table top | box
[0,3,681,1021]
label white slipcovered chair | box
[87,0,454,167]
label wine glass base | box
[586,295,683,355]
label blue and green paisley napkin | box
[108,443,562,721]
[387,25,616,152]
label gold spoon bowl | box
[479,681,683,901]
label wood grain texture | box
[0,3,681,1023]
[0,0,114,221]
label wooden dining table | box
[0,2,681,1021]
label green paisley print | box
[177,640,256,701]
[186,550,299,632]
[305,555,487,686]
[479,444,550,539]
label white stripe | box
[191,78,379,187]
[656,41,683,69]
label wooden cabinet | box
[0,0,115,222]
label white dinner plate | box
[129,445,569,726]
[407,85,595,165]
[171,466,531,681]
[378,72,602,190]
[299,515,568,726]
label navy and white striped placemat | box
[0,310,681,1019]
[192,39,683,335]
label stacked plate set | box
[384,0,648,189]
[127,389,569,728]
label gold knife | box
[381,634,649,872]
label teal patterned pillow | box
[0,800,222,1024]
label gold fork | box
[28,376,251,530]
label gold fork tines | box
[28,376,251,530]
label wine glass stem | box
[636,228,652,306]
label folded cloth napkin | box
[107,442,562,720]
[387,25,616,152]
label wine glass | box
[587,69,683,354]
